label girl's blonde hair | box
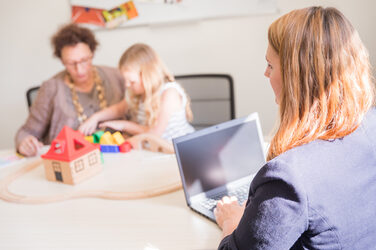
[267,6,374,160]
[119,43,193,126]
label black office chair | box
[26,86,40,108]
[175,74,235,130]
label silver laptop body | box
[173,112,266,222]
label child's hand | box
[99,120,128,132]
[79,115,99,135]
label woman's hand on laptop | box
[214,196,246,239]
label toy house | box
[41,126,102,185]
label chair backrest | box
[26,86,40,108]
[175,74,235,130]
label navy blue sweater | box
[219,108,376,249]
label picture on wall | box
[71,1,139,28]
[70,0,277,29]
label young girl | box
[79,43,194,141]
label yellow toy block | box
[100,131,116,145]
[112,132,125,145]
[84,135,94,143]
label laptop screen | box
[173,113,266,198]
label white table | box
[0,149,221,250]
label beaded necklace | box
[66,67,107,124]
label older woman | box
[215,6,376,249]
[15,24,125,156]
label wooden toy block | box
[126,133,174,154]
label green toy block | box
[93,130,105,144]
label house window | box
[88,152,98,166]
[74,159,84,173]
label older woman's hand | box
[18,135,43,157]
[214,196,246,239]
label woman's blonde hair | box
[267,6,374,160]
[119,43,193,126]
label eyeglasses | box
[63,56,93,69]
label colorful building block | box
[112,131,125,145]
[100,131,116,145]
[119,141,132,153]
[84,135,94,143]
[100,144,120,153]
[93,130,104,143]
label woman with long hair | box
[215,6,376,249]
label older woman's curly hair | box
[51,23,98,58]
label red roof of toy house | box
[41,126,99,162]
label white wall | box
[0,0,375,149]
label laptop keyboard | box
[200,184,250,211]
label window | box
[88,153,98,166]
[74,159,84,173]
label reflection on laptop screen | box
[175,118,265,197]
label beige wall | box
[0,0,375,149]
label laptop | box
[172,112,266,222]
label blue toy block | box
[100,144,119,153]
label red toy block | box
[119,141,132,153]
